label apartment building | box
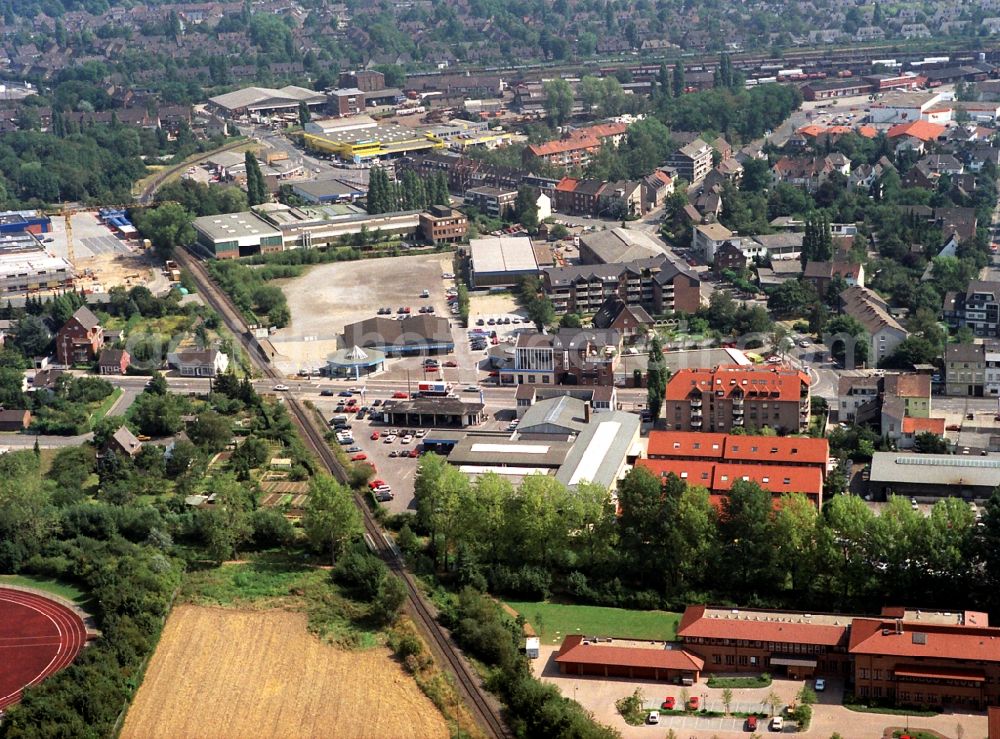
[465,186,518,218]
[541,256,701,316]
[329,87,366,117]
[498,329,622,387]
[661,365,811,435]
[945,343,987,397]
[839,286,909,366]
[640,430,828,507]
[692,222,735,263]
[944,280,1000,338]
[666,138,713,184]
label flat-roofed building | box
[868,452,1000,500]
[419,205,468,244]
[465,186,517,218]
[192,212,283,259]
[554,411,641,491]
[290,178,366,204]
[469,235,539,287]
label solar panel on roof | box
[895,456,1000,468]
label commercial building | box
[681,604,1000,707]
[0,244,74,295]
[944,280,1000,338]
[0,210,51,235]
[867,91,951,124]
[640,430,828,508]
[290,178,366,204]
[869,452,1000,500]
[554,635,704,683]
[469,236,539,288]
[666,138,713,185]
[839,286,909,367]
[378,397,485,428]
[553,410,641,491]
[340,315,454,356]
[303,123,443,163]
[325,345,386,379]
[514,385,618,418]
[328,88,365,117]
[447,432,575,479]
[304,115,378,136]
[465,186,517,218]
[678,605,852,679]
[207,85,327,118]
[661,365,811,435]
[542,256,701,316]
[499,328,622,387]
[253,203,420,249]
[418,206,468,244]
[192,212,284,259]
[578,228,664,265]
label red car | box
[661,697,675,711]
[392,391,408,398]
[423,364,439,372]
[688,696,699,711]
[443,360,458,367]
[351,453,367,461]
[368,479,386,489]
[370,431,380,440]
[745,716,758,731]
[408,449,419,458]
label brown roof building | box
[554,634,704,683]
[55,306,103,365]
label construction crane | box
[61,208,74,264]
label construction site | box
[7,209,172,301]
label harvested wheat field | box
[121,605,449,739]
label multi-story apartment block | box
[499,329,622,387]
[661,365,811,435]
[666,138,713,184]
[465,186,518,218]
[541,256,701,316]
[944,280,1000,338]
[840,286,909,367]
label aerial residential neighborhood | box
[8,3,1000,739]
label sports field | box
[0,588,87,710]
[121,605,449,739]
[506,600,681,644]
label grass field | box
[120,605,449,739]
[506,600,681,644]
[0,574,90,607]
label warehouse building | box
[207,85,327,118]
[868,452,1000,500]
[0,247,74,294]
[0,210,51,235]
[469,235,540,287]
[303,123,444,163]
[192,212,283,259]
[290,179,366,204]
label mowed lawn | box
[507,601,681,645]
[0,574,91,607]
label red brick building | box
[98,348,130,375]
[678,605,853,680]
[679,605,1000,709]
[419,206,468,244]
[55,307,103,365]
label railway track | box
[176,249,510,739]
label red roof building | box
[886,120,947,142]
[554,634,704,682]
[678,604,1000,708]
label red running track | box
[0,588,87,710]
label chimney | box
[895,619,903,635]
[584,401,592,424]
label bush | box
[332,548,387,599]
[249,509,295,548]
[615,688,647,725]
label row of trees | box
[412,455,1000,614]
[366,167,450,215]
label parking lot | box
[273,252,460,375]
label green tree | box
[646,333,667,422]
[13,315,51,357]
[514,185,540,232]
[244,151,268,206]
[132,202,196,260]
[202,473,254,563]
[672,61,685,96]
[543,79,574,126]
[298,101,311,127]
[304,474,362,566]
